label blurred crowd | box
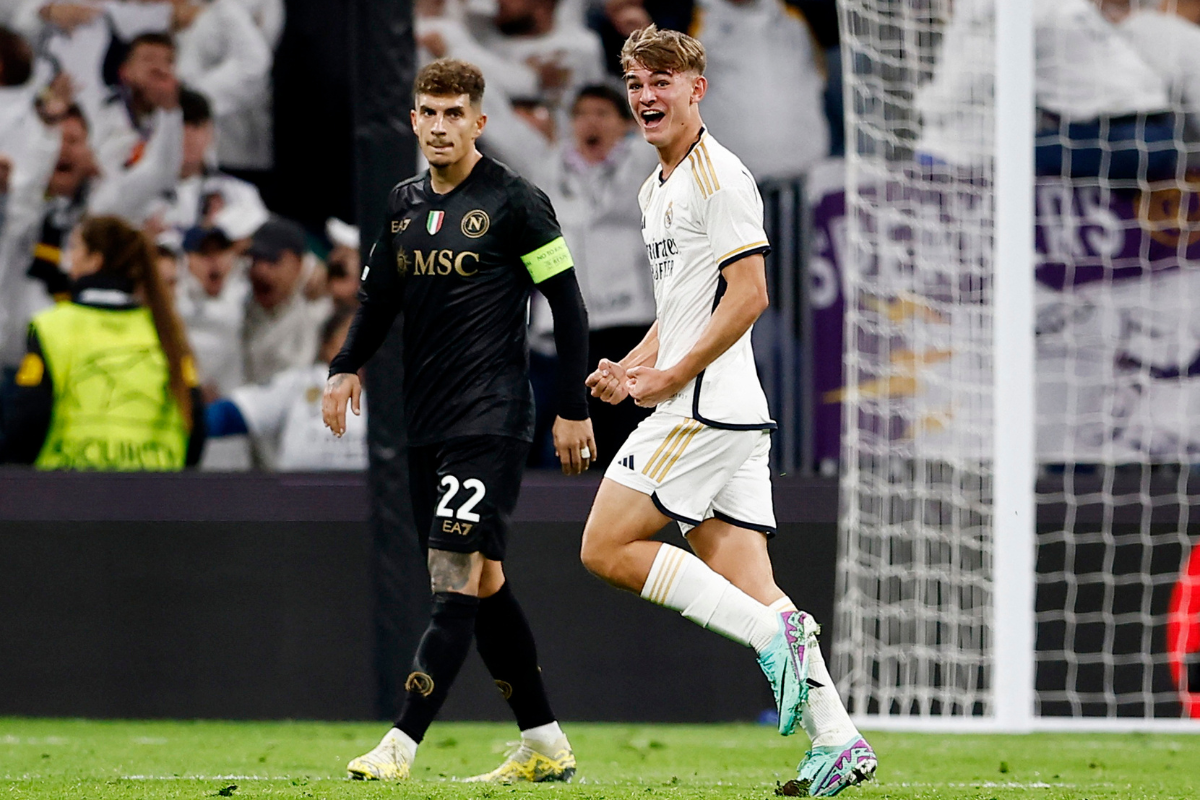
[0,0,840,472]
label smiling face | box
[624,62,705,151]
[411,93,486,169]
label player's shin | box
[393,592,480,744]
[640,543,778,651]
[771,597,860,748]
[474,582,558,732]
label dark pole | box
[349,0,423,720]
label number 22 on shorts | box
[435,475,486,535]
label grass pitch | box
[1,718,1197,799]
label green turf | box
[1,718,1197,799]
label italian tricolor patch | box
[426,210,444,235]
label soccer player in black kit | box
[322,59,595,782]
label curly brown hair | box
[413,58,485,106]
[620,25,706,76]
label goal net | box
[833,0,1200,728]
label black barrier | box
[0,471,838,722]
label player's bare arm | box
[626,254,767,407]
[587,321,659,405]
[322,372,362,437]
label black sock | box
[475,582,557,731]
[393,592,480,742]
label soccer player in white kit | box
[580,26,876,796]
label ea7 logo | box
[391,218,411,233]
[461,209,490,238]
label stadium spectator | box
[207,307,366,471]
[1114,1,1200,157]
[21,103,95,329]
[148,88,268,238]
[481,81,655,467]
[12,0,172,126]
[917,0,1176,181]
[690,0,828,181]
[323,217,361,313]
[417,0,604,112]
[155,228,181,291]
[478,0,605,108]
[213,0,282,173]
[0,215,205,469]
[171,0,272,173]
[175,220,251,469]
[0,25,57,371]
[243,214,328,386]
[89,31,184,222]
[176,222,247,396]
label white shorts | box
[604,412,776,536]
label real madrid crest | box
[461,209,490,238]
[664,201,673,228]
[396,246,410,276]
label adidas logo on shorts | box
[619,455,635,470]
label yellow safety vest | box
[31,302,188,471]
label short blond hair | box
[620,25,706,76]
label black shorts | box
[408,435,530,561]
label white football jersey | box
[638,129,775,429]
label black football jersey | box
[359,155,574,446]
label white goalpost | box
[834,0,1200,733]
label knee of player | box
[427,549,481,595]
[579,529,613,579]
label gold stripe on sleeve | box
[717,240,770,267]
[698,142,721,192]
[689,154,713,198]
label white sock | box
[641,544,778,653]
[521,721,564,745]
[768,595,858,746]
[386,727,419,761]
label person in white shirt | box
[579,26,877,796]
[148,87,267,237]
[1115,0,1200,158]
[171,0,271,172]
[11,0,172,126]
[481,81,656,465]
[89,31,184,222]
[323,216,360,313]
[175,219,251,469]
[208,307,367,471]
[242,214,329,386]
[417,0,604,117]
[690,0,827,182]
[917,0,1176,180]
[0,26,59,372]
